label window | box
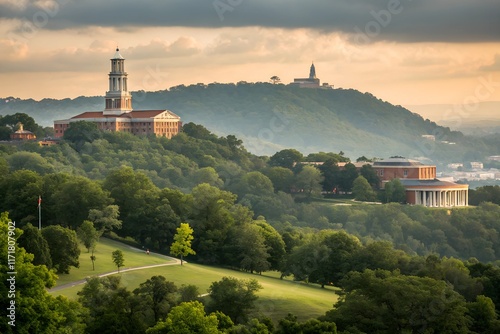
[404,169,408,177]
[379,169,384,176]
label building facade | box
[290,63,332,89]
[10,123,36,140]
[54,48,182,138]
[373,158,468,207]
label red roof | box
[72,111,106,119]
[71,110,179,119]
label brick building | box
[10,123,36,140]
[373,158,468,207]
[54,48,181,138]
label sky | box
[1,0,500,107]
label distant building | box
[470,162,484,170]
[291,63,332,89]
[10,123,36,140]
[487,155,500,162]
[447,163,463,170]
[373,157,468,207]
[38,139,60,147]
[54,48,182,138]
[421,135,435,141]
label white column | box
[466,190,468,206]
[433,191,436,207]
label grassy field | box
[54,237,175,286]
[50,239,339,322]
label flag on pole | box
[38,196,42,207]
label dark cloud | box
[1,0,499,43]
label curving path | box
[48,250,182,293]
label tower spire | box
[309,62,316,79]
[104,48,132,115]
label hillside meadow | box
[50,238,338,322]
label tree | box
[77,220,100,253]
[356,155,372,162]
[294,165,324,196]
[8,151,55,175]
[337,163,358,192]
[41,225,80,274]
[178,284,201,303]
[112,249,124,272]
[254,219,286,271]
[231,171,275,198]
[318,159,341,192]
[53,176,112,229]
[78,276,144,333]
[189,183,237,264]
[0,113,41,139]
[359,164,380,188]
[192,167,223,187]
[63,121,102,149]
[206,276,262,324]
[264,166,294,193]
[182,122,218,141]
[277,313,337,334]
[133,275,177,323]
[0,212,87,334]
[467,295,500,334]
[269,149,303,169]
[270,76,281,84]
[285,235,330,285]
[0,169,42,224]
[18,223,52,268]
[352,175,377,201]
[146,301,219,334]
[88,205,122,232]
[227,223,271,273]
[323,269,470,334]
[170,223,196,265]
[103,166,159,237]
[383,178,407,203]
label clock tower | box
[104,48,132,115]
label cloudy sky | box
[1,0,499,107]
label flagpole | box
[38,196,41,230]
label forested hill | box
[1,83,496,160]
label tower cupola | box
[104,47,132,115]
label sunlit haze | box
[1,0,499,107]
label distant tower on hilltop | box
[104,48,132,115]
[309,62,316,79]
[291,63,332,89]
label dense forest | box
[2,118,500,333]
[2,82,499,162]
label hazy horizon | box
[1,0,499,108]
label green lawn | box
[54,237,174,286]
[51,261,338,322]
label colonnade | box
[414,189,468,207]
